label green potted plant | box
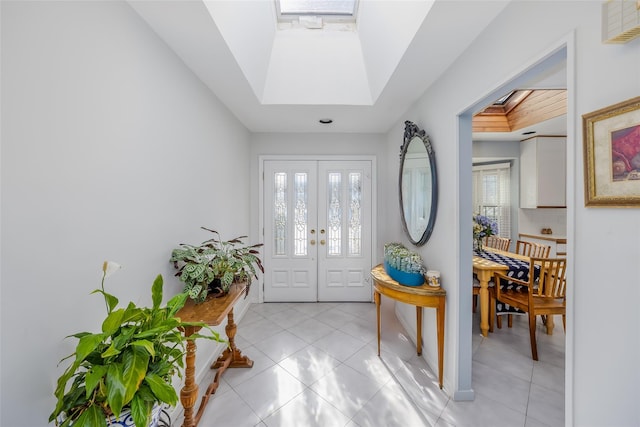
[170,227,264,302]
[49,261,224,427]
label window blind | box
[472,162,511,239]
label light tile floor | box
[179,302,565,427]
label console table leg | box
[374,291,381,356]
[213,308,254,369]
[437,301,445,389]
[180,326,200,427]
[416,306,423,356]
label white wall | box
[385,1,640,425]
[1,2,252,426]
[519,208,567,237]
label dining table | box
[472,247,549,337]
[473,251,508,337]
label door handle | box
[320,240,326,245]
[310,229,316,234]
[320,229,325,234]
[310,240,316,245]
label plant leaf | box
[85,365,108,398]
[105,363,126,418]
[130,339,155,357]
[187,284,202,299]
[130,393,152,427]
[121,302,143,323]
[121,346,149,404]
[133,318,180,339]
[51,363,79,420]
[166,292,188,317]
[100,342,121,358]
[73,404,107,427]
[101,308,125,335]
[68,331,92,339]
[145,372,178,406]
[76,333,106,363]
[91,289,119,312]
[151,274,163,310]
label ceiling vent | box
[602,0,640,43]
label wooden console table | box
[371,264,446,389]
[176,282,253,427]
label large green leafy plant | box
[49,262,224,427]
[170,227,264,302]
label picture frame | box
[582,96,640,207]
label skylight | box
[276,0,358,23]
[493,90,515,106]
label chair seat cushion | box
[472,278,494,288]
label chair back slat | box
[532,257,567,299]
[484,236,511,251]
[516,240,551,258]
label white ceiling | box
[128,0,514,133]
[128,0,565,136]
[473,60,568,142]
[472,114,567,142]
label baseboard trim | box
[453,389,475,401]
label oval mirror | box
[399,121,438,246]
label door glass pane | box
[348,172,362,255]
[327,172,342,256]
[294,173,308,256]
[274,172,287,256]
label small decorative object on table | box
[426,270,441,288]
[472,214,498,252]
[383,242,426,286]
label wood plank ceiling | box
[472,89,567,133]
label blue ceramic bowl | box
[383,260,424,286]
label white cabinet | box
[520,137,566,208]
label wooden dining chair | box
[492,257,567,360]
[496,241,550,330]
[515,240,551,258]
[484,236,511,251]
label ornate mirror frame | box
[399,120,438,246]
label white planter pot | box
[108,404,162,427]
[60,404,162,427]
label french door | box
[263,159,373,302]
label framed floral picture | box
[583,96,640,207]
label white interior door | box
[263,159,372,302]
[317,161,372,301]
[264,161,318,302]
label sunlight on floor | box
[174,302,564,427]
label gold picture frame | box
[583,96,640,207]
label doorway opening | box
[457,40,574,411]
